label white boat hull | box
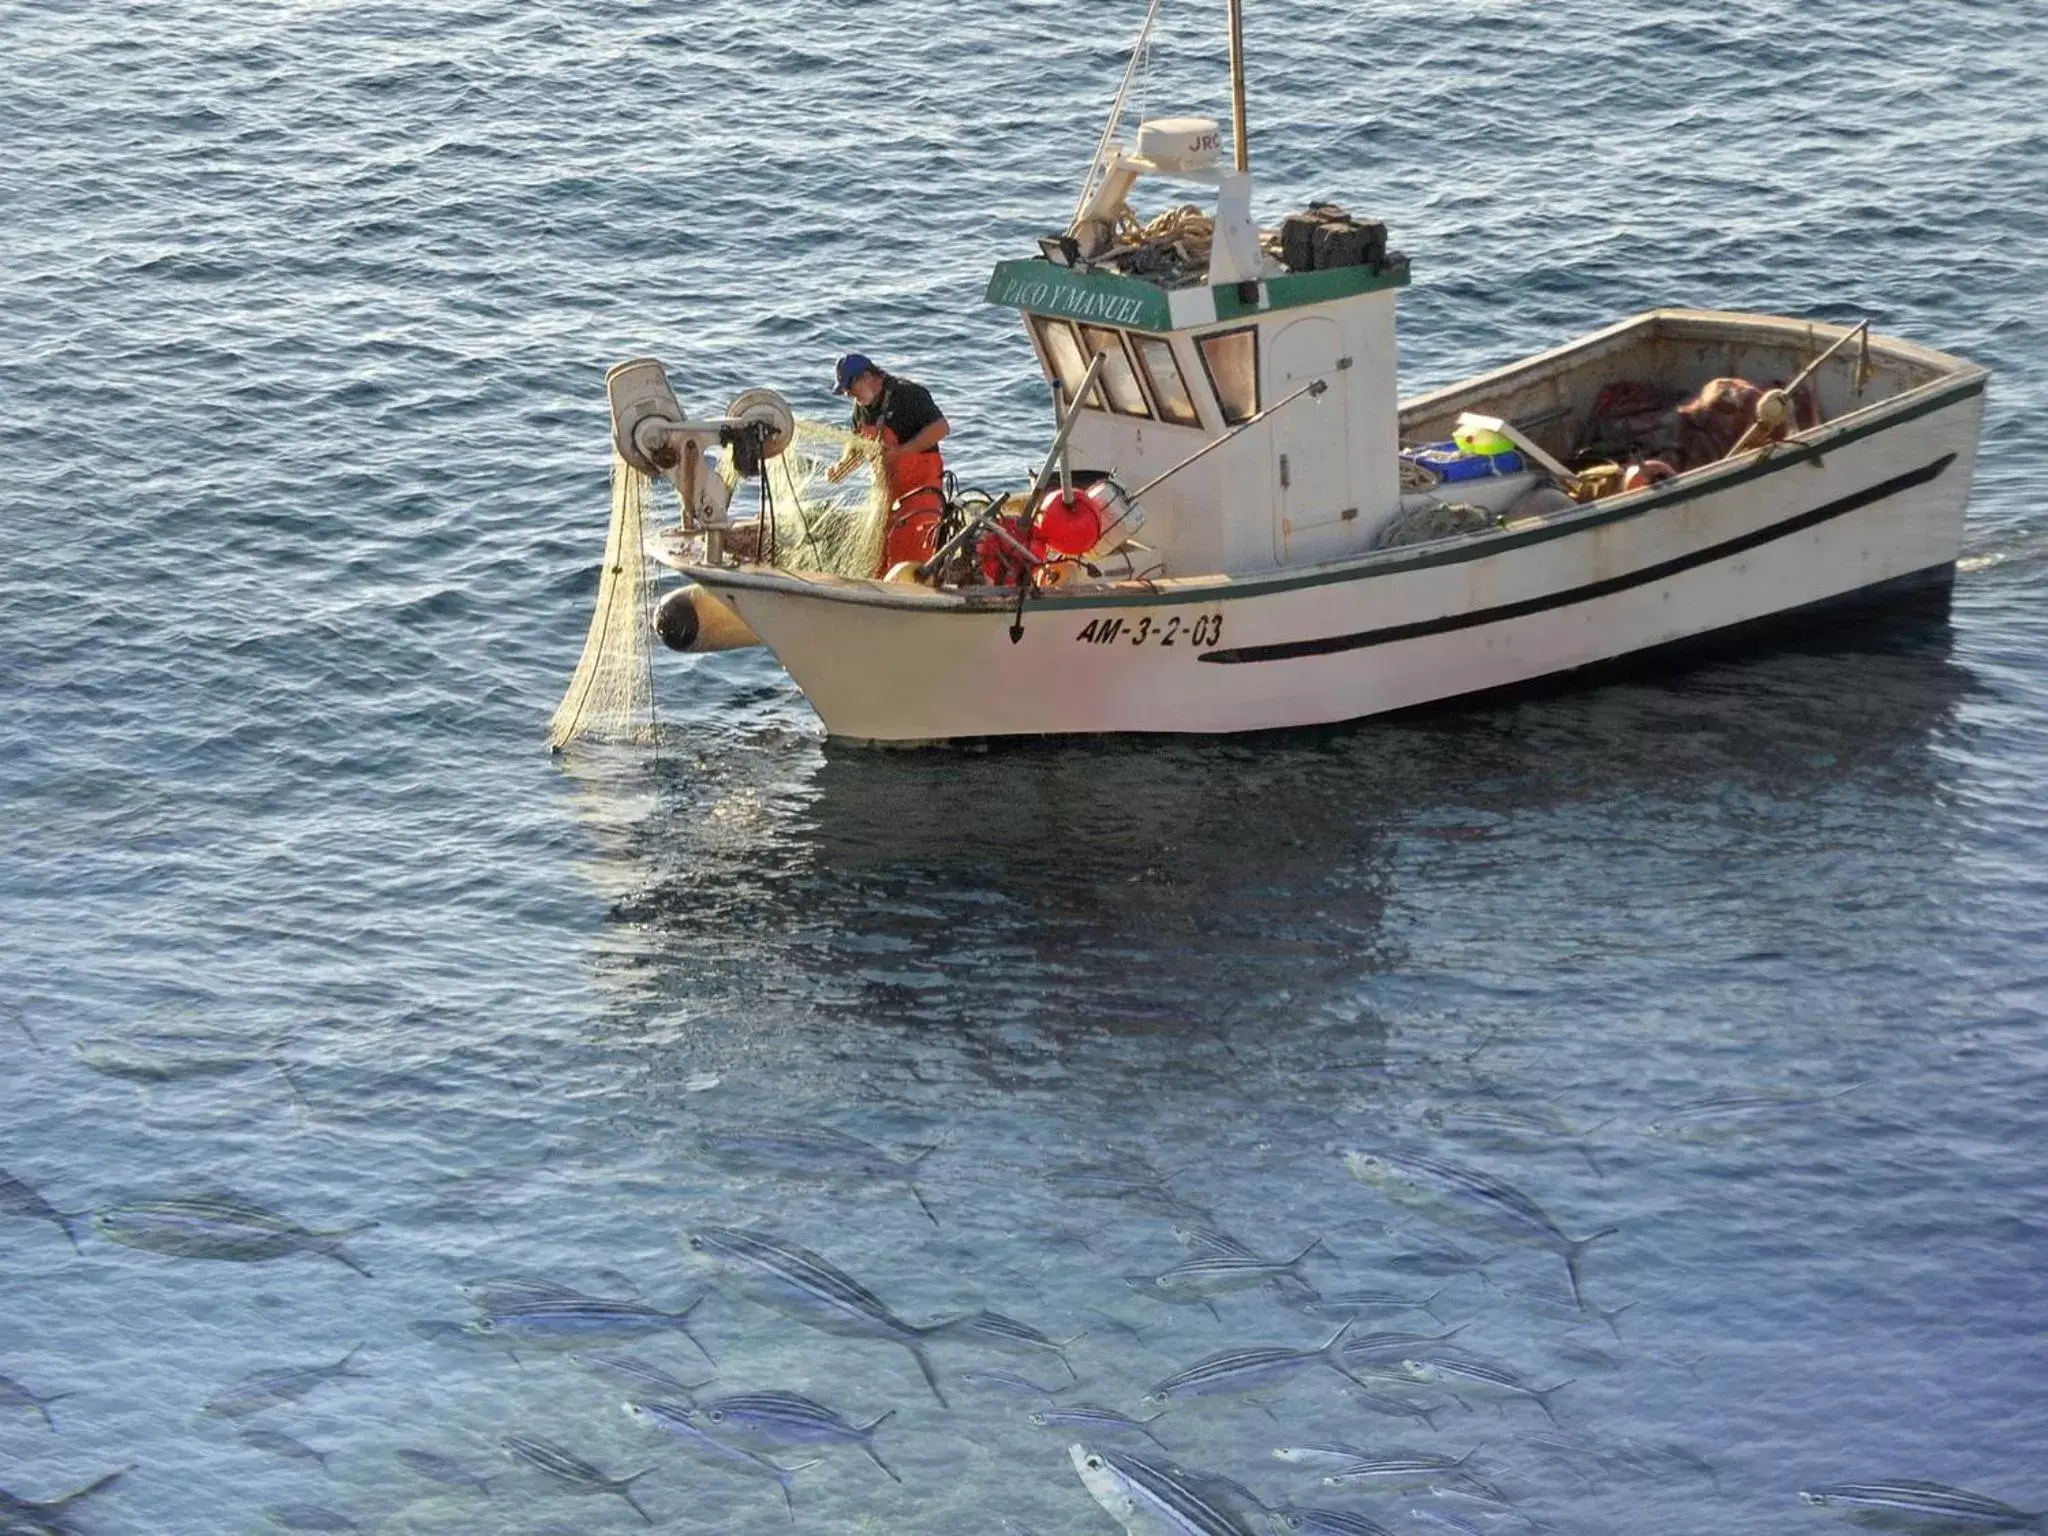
[685,329,1985,743]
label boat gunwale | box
[677,309,1987,615]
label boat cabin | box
[985,118,1411,579]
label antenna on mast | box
[1227,0,1249,171]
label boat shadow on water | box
[572,598,1976,1091]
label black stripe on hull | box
[1199,453,1956,666]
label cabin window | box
[1131,334,1202,427]
[1078,326,1154,419]
[1197,327,1260,425]
[1029,316,1103,410]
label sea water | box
[2,1,2045,1531]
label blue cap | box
[832,352,876,394]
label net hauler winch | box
[552,0,1988,749]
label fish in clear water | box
[73,1037,269,1083]
[1123,1274,1223,1322]
[1406,1508,1489,1536]
[1171,1223,1260,1259]
[394,1448,492,1493]
[570,1351,710,1403]
[263,1505,358,1532]
[0,1372,70,1432]
[1420,1101,1610,1175]
[239,1428,330,1470]
[94,1191,374,1276]
[937,1309,1082,1381]
[683,1224,961,1406]
[694,1391,900,1482]
[1399,1356,1574,1424]
[1648,1082,1868,1138]
[467,1294,715,1363]
[1146,1323,1361,1405]
[1271,1444,1371,1468]
[1344,1151,1615,1307]
[0,1467,128,1534]
[1795,1480,2045,1529]
[198,1344,366,1419]
[1070,1443,1264,1536]
[1032,1403,1172,1451]
[1338,1326,1467,1371]
[690,1122,940,1224]
[1299,1288,1445,1323]
[1492,1277,1635,1337]
[1267,1508,1396,1536]
[459,1273,605,1310]
[622,1400,812,1521]
[1318,1449,1477,1488]
[1152,1239,1325,1300]
[1047,1159,1202,1217]
[408,1318,525,1360]
[0,1167,84,1255]
[1372,1227,1499,1276]
[501,1434,654,1525]
[959,1368,1064,1396]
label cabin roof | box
[985,255,1411,335]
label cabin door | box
[1268,317,1352,566]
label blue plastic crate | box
[1404,441,1524,482]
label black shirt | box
[852,373,944,445]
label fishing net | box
[547,422,891,752]
[547,452,660,752]
[729,419,889,580]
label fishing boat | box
[557,4,1988,748]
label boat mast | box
[1227,0,1249,171]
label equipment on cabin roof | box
[1279,202,1388,274]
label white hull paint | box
[686,335,1985,743]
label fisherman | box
[825,352,951,572]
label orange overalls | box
[859,421,945,572]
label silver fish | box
[468,1294,715,1363]
[1795,1480,2044,1528]
[938,1309,1082,1382]
[570,1351,710,1403]
[1146,1323,1361,1404]
[239,1429,329,1470]
[395,1448,492,1494]
[1172,1223,1260,1259]
[1649,1082,1867,1137]
[1320,1449,1476,1487]
[1268,1508,1396,1536]
[622,1400,811,1521]
[1124,1273,1224,1321]
[1071,1444,1263,1536]
[1344,1151,1614,1307]
[0,1373,70,1432]
[1300,1288,1445,1322]
[74,1038,267,1083]
[198,1344,366,1419]
[1495,1278,1634,1338]
[695,1391,899,1482]
[0,1467,128,1534]
[500,1434,653,1525]
[690,1123,939,1225]
[1032,1403,1171,1450]
[263,1505,358,1532]
[1399,1357,1573,1424]
[94,1192,374,1277]
[1271,1444,1371,1468]
[683,1225,959,1405]
[0,1168,83,1255]
[1153,1239,1324,1299]
[1338,1326,1467,1370]
[458,1274,603,1310]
